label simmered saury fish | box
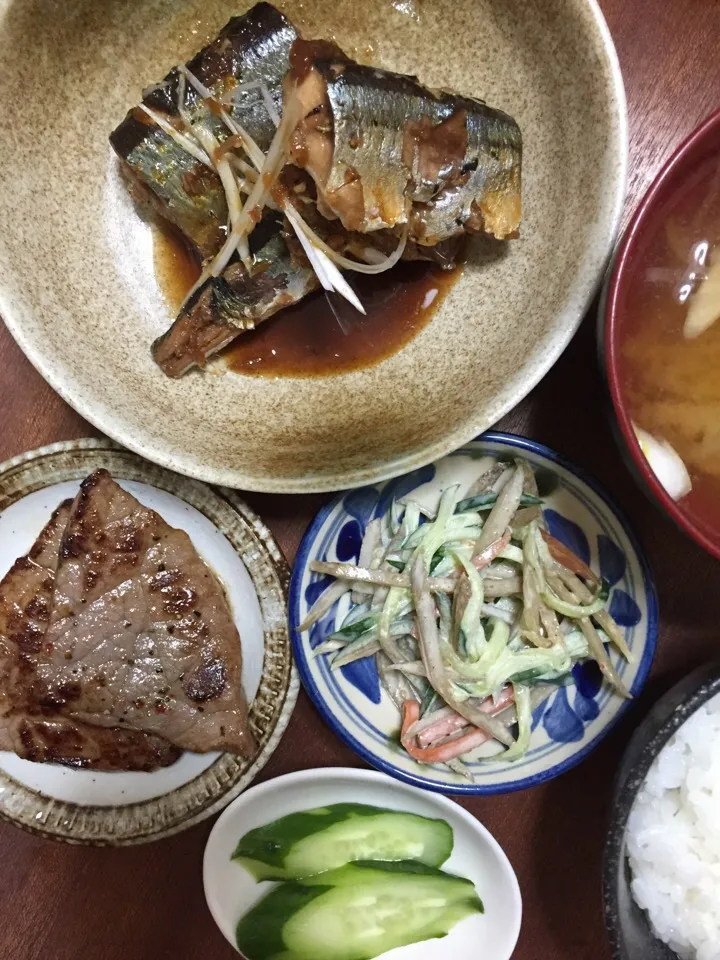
[288,40,522,243]
[151,154,466,377]
[109,3,522,378]
[151,198,461,377]
[110,3,298,260]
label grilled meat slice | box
[0,502,181,770]
[34,471,256,757]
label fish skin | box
[297,48,522,242]
[413,103,522,244]
[110,3,298,260]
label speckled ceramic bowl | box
[603,662,720,960]
[0,0,626,492]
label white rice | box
[627,691,720,960]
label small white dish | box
[203,767,522,960]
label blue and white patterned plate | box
[290,433,658,795]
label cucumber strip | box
[326,615,411,667]
[423,485,461,563]
[312,638,346,657]
[432,551,465,578]
[236,862,482,960]
[331,633,380,668]
[402,487,460,554]
[376,586,411,665]
[429,545,447,574]
[455,492,542,513]
[435,591,453,647]
[330,614,379,640]
[390,497,403,537]
[330,617,416,666]
[453,551,486,660]
[498,543,524,564]
[403,500,421,535]
[481,618,511,666]
[421,687,441,717]
[541,580,609,619]
[496,683,531,762]
[445,633,582,700]
[338,600,372,629]
[510,666,574,684]
[402,526,429,551]
[233,805,454,880]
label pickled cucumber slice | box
[233,804,453,880]
[298,858,473,887]
[235,861,482,960]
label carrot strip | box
[416,687,515,747]
[471,529,512,573]
[401,699,502,764]
[540,530,600,586]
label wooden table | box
[1,2,720,957]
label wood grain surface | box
[1,2,720,958]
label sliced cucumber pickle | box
[233,804,453,880]
[235,861,482,960]
[297,858,474,887]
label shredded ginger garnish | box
[149,63,410,314]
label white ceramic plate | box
[290,432,658,794]
[203,767,522,959]
[0,439,297,844]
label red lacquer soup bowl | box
[602,106,720,560]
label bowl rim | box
[602,662,720,959]
[602,104,720,561]
[289,430,659,796]
[0,0,628,495]
[202,765,523,956]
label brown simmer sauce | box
[153,224,460,378]
[152,222,202,315]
